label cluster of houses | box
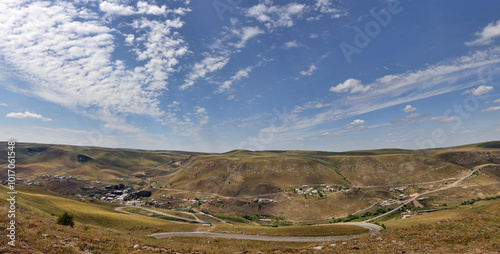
[389,186,407,192]
[99,189,129,202]
[379,199,397,207]
[254,198,274,203]
[400,209,437,219]
[293,184,338,196]
[394,193,408,200]
[1,178,42,186]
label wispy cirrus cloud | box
[218,66,254,93]
[329,78,371,93]
[465,19,500,46]
[482,106,500,112]
[247,46,500,147]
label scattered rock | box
[342,242,347,245]
[376,237,383,241]
[311,246,324,250]
[330,243,337,247]
[133,244,140,249]
[41,234,48,237]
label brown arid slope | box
[163,154,350,197]
[0,142,200,180]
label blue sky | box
[1,0,500,152]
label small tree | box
[57,212,74,227]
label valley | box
[1,141,500,253]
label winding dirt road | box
[148,222,381,242]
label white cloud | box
[494,99,500,103]
[430,116,461,123]
[227,95,236,101]
[250,47,500,147]
[283,40,304,49]
[246,2,306,28]
[100,1,186,16]
[465,19,500,46]
[391,113,429,124]
[234,26,264,49]
[329,79,371,93]
[292,100,331,114]
[482,106,500,112]
[0,103,7,107]
[312,0,347,19]
[181,56,230,90]
[462,85,494,96]
[218,66,253,93]
[99,1,136,16]
[6,111,52,121]
[345,119,366,130]
[167,101,181,111]
[0,0,190,133]
[402,105,416,113]
[350,119,365,125]
[162,106,209,137]
[300,64,317,76]
[295,137,305,142]
[181,24,262,91]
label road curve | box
[148,222,381,242]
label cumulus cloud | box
[465,19,500,46]
[402,105,416,113]
[300,64,317,76]
[246,2,306,28]
[6,111,52,121]
[345,119,366,130]
[329,79,371,93]
[99,1,189,16]
[462,85,494,96]
[283,40,304,49]
[313,0,347,18]
[494,99,500,103]
[482,106,500,112]
[350,119,365,125]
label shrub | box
[57,212,74,227]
